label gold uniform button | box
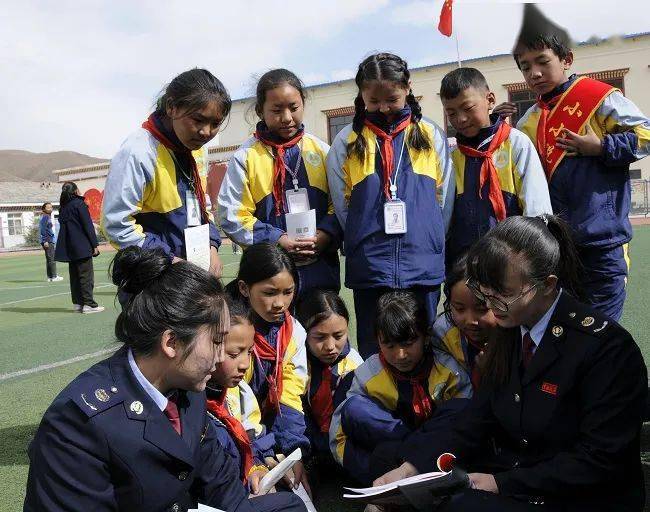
[178,471,188,481]
[514,393,521,403]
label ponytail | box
[542,214,584,300]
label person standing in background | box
[39,202,63,282]
[55,182,104,314]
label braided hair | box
[347,53,431,162]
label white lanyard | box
[266,141,303,191]
[376,135,406,200]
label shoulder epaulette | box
[70,382,123,418]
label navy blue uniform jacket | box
[54,195,98,262]
[403,292,647,511]
[24,347,260,512]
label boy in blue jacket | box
[508,4,650,320]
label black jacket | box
[403,292,647,511]
[54,195,98,262]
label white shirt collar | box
[520,289,563,349]
[127,348,168,411]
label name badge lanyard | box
[169,151,200,199]
[266,141,304,192]
[169,151,204,228]
[376,135,406,201]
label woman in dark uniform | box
[374,215,647,511]
[24,246,305,512]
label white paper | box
[184,224,210,271]
[188,504,225,512]
[258,448,302,495]
[285,209,316,240]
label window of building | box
[629,169,642,180]
[328,114,354,144]
[506,70,626,127]
[7,213,24,235]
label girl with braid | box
[326,52,455,358]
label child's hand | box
[555,125,602,157]
[248,466,268,495]
[469,472,499,493]
[278,234,316,257]
[492,102,518,118]
[209,246,223,278]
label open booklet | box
[188,504,225,512]
[343,468,469,510]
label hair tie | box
[539,214,549,226]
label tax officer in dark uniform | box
[24,246,305,512]
[375,216,647,511]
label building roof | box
[0,181,61,206]
[231,32,650,103]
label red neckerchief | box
[206,389,254,483]
[253,312,294,415]
[254,130,304,216]
[310,364,334,433]
[379,351,435,426]
[456,122,512,222]
[363,116,412,200]
[142,114,208,223]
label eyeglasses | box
[465,279,539,313]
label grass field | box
[1,229,649,512]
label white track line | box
[0,284,113,307]
[0,348,115,383]
[0,282,112,292]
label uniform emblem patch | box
[541,382,558,396]
[95,389,110,402]
[551,325,563,337]
[305,151,322,167]
[581,316,595,327]
[130,401,144,415]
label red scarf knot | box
[253,312,294,416]
[456,121,512,222]
[310,364,335,433]
[254,131,304,216]
[364,116,412,200]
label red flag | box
[438,0,453,37]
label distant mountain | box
[0,150,108,182]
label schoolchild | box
[227,242,310,492]
[295,289,363,455]
[327,52,454,358]
[219,69,341,296]
[440,67,551,265]
[102,69,230,277]
[206,296,274,494]
[433,254,499,389]
[329,290,472,485]
[506,5,650,320]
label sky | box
[1,0,648,158]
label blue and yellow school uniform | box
[218,125,341,294]
[432,314,484,388]
[102,121,221,259]
[326,107,454,358]
[303,342,363,453]
[328,347,471,484]
[206,381,276,478]
[448,115,552,264]
[245,316,310,456]
[518,74,650,320]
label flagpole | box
[455,31,461,68]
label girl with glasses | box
[374,215,646,512]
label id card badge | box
[285,188,310,214]
[186,190,201,227]
[384,199,407,234]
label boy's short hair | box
[41,202,52,212]
[513,34,572,69]
[440,67,490,100]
